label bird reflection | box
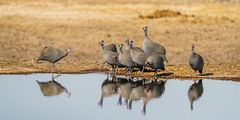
[117,76,132,106]
[98,74,118,107]
[188,79,204,111]
[127,78,147,110]
[142,80,166,114]
[98,74,167,115]
[36,76,71,97]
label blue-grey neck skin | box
[143,26,148,36]
[125,37,130,46]
[129,41,134,49]
[119,44,124,53]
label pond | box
[0,73,239,120]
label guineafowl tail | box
[160,54,168,63]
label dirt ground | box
[0,0,239,80]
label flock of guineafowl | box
[37,26,204,76]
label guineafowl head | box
[143,26,148,35]
[66,49,71,54]
[192,44,195,52]
[99,40,104,49]
[118,44,124,53]
[129,41,134,49]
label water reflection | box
[1,74,240,120]
[143,80,166,114]
[187,79,204,111]
[98,74,166,114]
[37,76,71,97]
[98,74,119,107]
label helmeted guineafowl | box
[99,40,117,52]
[145,53,165,76]
[99,41,120,71]
[37,46,70,72]
[188,80,204,111]
[142,26,168,63]
[129,41,148,72]
[118,44,136,72]
[189,44,204,75]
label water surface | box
[0,73,239,120]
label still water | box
[0,73,239,120]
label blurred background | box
[0,0,239,65]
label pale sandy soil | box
[0,0,239,80]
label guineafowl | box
[37,77,71,97]
[188,80,204,111]
[98,75,118,107]
[37,46,70,72]
[129,41,148,72]
[117,76,134,106]
[118,44,136,72]
[145,54,165,76]
[189,44,204,75]
[99,41,120,72]
[99,40,117,52]
[127,79,147,110]
[142,26,168,63]
[142,80,166,114]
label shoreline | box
[1,62,240,81]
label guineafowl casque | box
[37,46,70,72]
[99,41,120,72]
[142,26,168,63]
[145,53,165,76]
[129,41,148,72]
[189,44,204,75]
[188,80,204,111]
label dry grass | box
[0,0,239,79]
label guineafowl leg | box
[117,96,122,105]
[52,63,55,73]
[124,99,128,106]
[127,100,132,110]
[154,70,158,76]
[98,96,104,107]
[141,66,145,74]
[124,67,128,72]
[142,102,147,115]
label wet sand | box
[0,1,239,81]
[1,61,240,81]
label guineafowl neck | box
[144,32,148,37]
[64,52,69,57]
